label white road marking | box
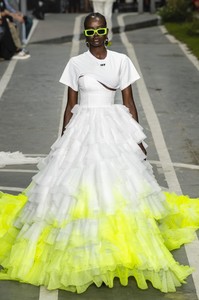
[0,169,37,173]
[25,19,39,45]
[150,160,199,170]
[39,287,58,300]
[58,14,87,136]
[0,186,24,192]
[118,13,199,298]
[0,157,198,171]
[24,153,47,157]
[0,20,39,101]
[39,13,86,300]
[159,25,199,71]
[0,151,42,168]
[118,14,182,193]
[0,60,17,99]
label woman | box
[0,12,199,294]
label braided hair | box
[84,12,107,29]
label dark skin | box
[61,15,146,156]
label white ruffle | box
[15,104,168,229]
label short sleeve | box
[59,58,79,91]
[119,55,140,90]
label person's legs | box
[60,0,67,12]
[68,0,76,12]
[7,20,22,50]
[76,0,81,12]
[0,19,17,60]
[92,1,104,14]
[5,20,30,59]
[104,1,114,41]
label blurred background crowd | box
[0,0,199,61]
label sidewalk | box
[29,12,160,44]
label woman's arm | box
[122,85,147,156]
[61,87,78,135]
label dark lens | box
[86,30,95,36]
[97,28,106,35]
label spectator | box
[0,0,30,59]
[60,0,68,13]
[91,0,115,42]
[0,11,16,59]
[31,0,46,20]
[4,0,33,38]
[83,0,92,12]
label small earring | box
[86,41,89,47]
[104,39,109,46]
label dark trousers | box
[0,18,17,60]
[68,0,80,12]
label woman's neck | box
[89,46,107,60]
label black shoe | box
[32,10,45,20]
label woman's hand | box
[122,86,147,158]
[139,142,147,156]
[61,87,78,136]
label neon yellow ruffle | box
[0,191,198,293]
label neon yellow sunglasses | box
[84,27,108,37]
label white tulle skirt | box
[0,104,199,294]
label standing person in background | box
[91,0,115,43]
[68,0,81,13]
[83,0,91,12]
[60,0,68,13]
[32,0,45,20]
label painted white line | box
[185,240,199,294]
[0,186,24,192]
[24,153,47,157]
[118,14,182,194]
[0,160,198,173]
[0,20,39,100]
[159,25,199,71]
[39,286,58,300]
[0,60,17,99]
[0,169,37,173]
[58,14,86,136]
[71,14,87,56]
[0,151,42,168]
[118,14,199,298]
[39,13,86,300]
[25,19,39,45]
[149,160,199,170]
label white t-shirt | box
[59,50,140,91]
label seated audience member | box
[4,0,33,38]
[0,0,30,59]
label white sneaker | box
[12,49,31,60]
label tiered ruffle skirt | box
[0,105,198,293]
